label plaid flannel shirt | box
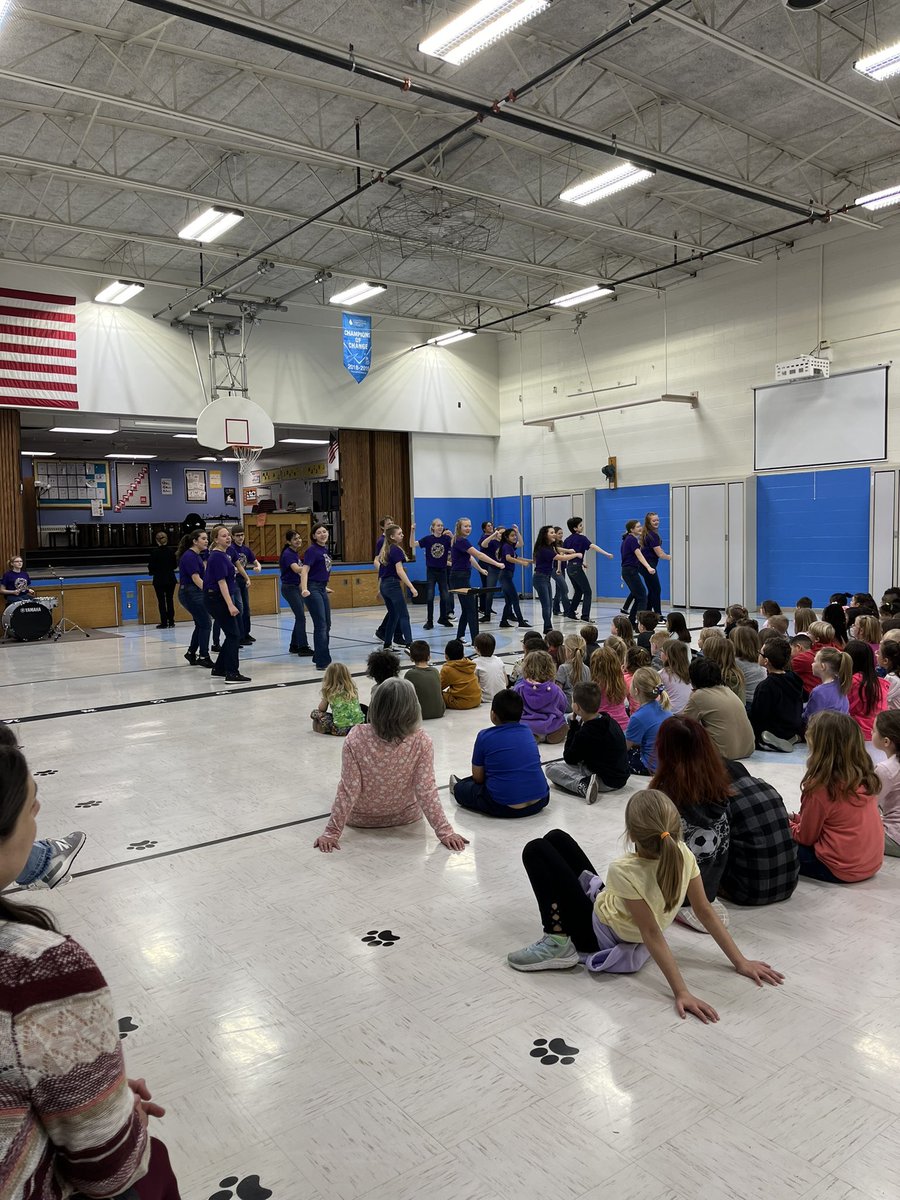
[721,773,800,905]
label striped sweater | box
[0,920,149,1199]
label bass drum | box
[2,598,54,642]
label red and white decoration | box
[114,463,150,512]
[0,287,78,409]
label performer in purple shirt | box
[448,517,504,645]
[280,530,314,657]
[531,526,579,634]
[1,556,35,606]
[639,511,671,617]
[301,523,335,669]
[563,517,614,623]
[177,528,213,667]
[203,525,249,682]
[231,525,261,645]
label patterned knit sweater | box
[0,920,149,1199]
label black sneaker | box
[498,621,512,628]
[289,646,300,654]
[243,634,256,643]
[423,622,434,630]
[211,642,221,651]
[517,621,531,628]
[196,656,214,668]
[438,619,454,628]
[156,623,167,629]
[297,646,315,656]
[239,639,253,646]
[184,651,197,665]
[225,673,251,683]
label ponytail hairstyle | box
[803,711,880,802]
[630,666,671,710]
[725,603,748,627]
[452,518,470,547]
[625,645,651,673]
[821,605,848,644]
[379,524,407,565]
[816,646,853,695]
[854,614,883,645]
[624,789,685,912]
[590,645,626,705]
[603,633,627,667]
[562,634,586,683]
[661,637,691,684]
[666,611,691,643]
[0,731,56,932]
[623,519,641,538]
[793,607,817,634]
[879,639,900,677]
[611,615,634,646]
[845,638,881,713]
[874,709,900,754]
[177,528,206,560]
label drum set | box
[2,595,57,641]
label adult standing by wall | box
[532,526,579,634]
[231,525,261,645]
[177,528,213,668]
[379,523,418,650]
[280,530,314,657]
[204,525,249,683]
[563,517,614,623]
[147,530,177,629]
[497,527,532,629]
[301,522,334,669]
[640,511,671,616]
[418,517,453,630]
[449,518,504,646]
[621,519,655,627]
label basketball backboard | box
[195,396,275,451]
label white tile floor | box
[4,602,899,1200]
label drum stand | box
[50,569,90,640]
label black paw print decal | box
[118,1016,139,1039]
[362,929,400,947]
[530,1037,579,1066]
[209,1176,273,1200]
[126,839,157,850]
[34,769,58,777]
[76,800,102,808]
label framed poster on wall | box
[115,462,152,508]
[185,469,207,503]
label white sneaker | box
[761,731,799,753]
[585,774,600,805]
[449,774,458,797]
[26,831,86,890]
[674,898,729,933]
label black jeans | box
[454,777,549,817]
[797,843,845,883]
[205,591,241,676]
[480,565,500,618]
[153,578,175,624]
[552,569,573,616]
[522,828,599,953]
[498,568,525,624]
[621,566,648,626]
[235,576,251,638]
[643,566,662,614]
[450,569,479,643]
[425,568,450,624]
[566,562,592,622]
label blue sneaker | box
[507,933,579,972]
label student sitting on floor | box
[513,649,569,743]
[750,637,804,752]
[635,611,659,653]
[545,629,565,667]
[877,639,900,708]
[449,688,550,818]
[791,620,842,693]
[611,615,635,647]
[314,678,468,854]
[545,681,630,803]
[803,646,851,724]
[506,791,784,1024]
[590,644,629,731]
[703,634,746,703]
[683,657,755,759]
[472,631,508,703]
[666,611,692,645]
[311,663,366,736]
[404,640,445,720]
[873,711,900,858]
[845,638,890,740]
[648,629,670,670]
[719,758,799,906]
[731,625,766,708]
[702,608,722,630]
[789,711,882,883]
[440,639,482,710]
[509,631,546,684]
[367,648,400,687]
[659,638,692,713]
[766,614,790,641]
[625,667,672,774]
[724,604,749,638]
[556,633,591,711]
[580,623,600,664]
[624,645,651,696]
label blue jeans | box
[552,570,573,616]
[567,562,592,622]
[205,592,241,676]
[16,840,51,885]
[380,576,412,646]
[281,583,310,650]
[305,581,332,668]
[425,568,450,624]
[797,844,845,883]
[212,585,242,645]
[480,565,501,618]
[179,583,210,657]
[533,572,554,632]
[620,566,648,626]
[498,569,525,624]
[450,569,479,643]
[236,576,251,638]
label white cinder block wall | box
[494,219,900,497]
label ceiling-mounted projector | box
[782,0,827,9]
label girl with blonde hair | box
[793,607,817,635]
[804,647,852,723]
[732,624,765,706]
[513,649,568,743]
[556,633,590,711]
[311,663,366,735]
[625,667,672,774]
[852,613,883,659]
[703,635,746,703]
[378,524,418,651]
[590,645,628,731]
[508,790,784,1023]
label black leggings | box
[522,829,600,953]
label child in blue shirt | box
[450,689,550,818]
[625,667,672,774]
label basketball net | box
[230,444,263,479]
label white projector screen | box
[754,365,888,471]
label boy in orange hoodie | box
[440,639,482,709]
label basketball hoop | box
[196,397,275,483]
[230,444,263,479]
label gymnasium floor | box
[4,603,899,1200]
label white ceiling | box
[1,0,899,332]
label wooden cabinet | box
[137,575,281,623]
[329,573,354,610]
[32,583,120,629]
[350,571,381,606]
[243,513,311,561]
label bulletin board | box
[115,462,152,508]
[35,460,110,507]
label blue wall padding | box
[595,484,670,603]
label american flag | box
[0,286,78,409]
[327,433,340,481]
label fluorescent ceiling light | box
[50,426,116,434]
[855,183,900,211]
[426,329,477,347]
[94,280,145,305]
[173,433,198,439]
[560,162,654,206]
[21,450,55,456]
[550,285,614,308]
[854,40,900,81]
[419,0,550,64]
[106,453,156,459]
[197,456,218,461]
[220,457,239,463]
[178,206,244,243]
[328,282,387,306]
[279,438,330,444]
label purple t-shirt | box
[450,537,474,574]
[204,548,235,591]
[280,547,301,587]
[621,534,642,571]
[374,535,385,556]
[533,545,556,576]
[232,543,257,570]
[178,550,205,587]
[1,570,30,594]
[563,533,590,560]
[418,533,451,570]
[303,543,332,583]
[641,529,661,569]
[499,542,518,572]
[378,544,405,580]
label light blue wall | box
[756,468,870,607]
[595,485,671,603]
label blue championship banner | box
[342,312,372,384]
